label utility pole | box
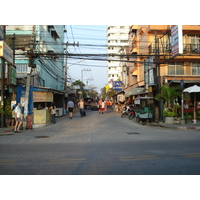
[1,25,6,128]
[81,69,91,99]
[65,42,79,90]
[23,25,36,128]
[154,30,162,122]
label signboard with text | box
[113,81,122,91]
[33,91,53,102]
[0,41,13,63]
[171,25,183,57]
[0,26,4,40]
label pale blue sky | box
[65,25,107,93]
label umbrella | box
[183,85,200,120]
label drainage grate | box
[34,136,49,138]
[126,132,140,135]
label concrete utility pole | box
[23,25,36,128]
[1,25,6,128]
[81,69,91,99]
[65,42,79,90]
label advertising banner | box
[113,81,122,91]
[0,41,13,63]
[0,26,4,40]
[33,91,53,102]
[171,25,183,57]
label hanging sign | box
[0,41,13,63]
[171,25,183,57]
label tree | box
[100,87,117,100]
[155,84,182,108]
[72,80,85,87]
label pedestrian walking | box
[67,99,75,119]
[49,102,56,124]
[14,103,22,133]
[78,99,84,117]
[100,100,105,114]
[11,105,16,130]
[98,99,102,114]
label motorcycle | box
[121,105,130,118]
[128,108,135,120]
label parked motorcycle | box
[121,105,130,118]
[128,108,135,120]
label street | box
[0,109,200,175]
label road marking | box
[181,153,200,158]
[0,160,16,165]
[49,158,86,164]
[119,155,158,161]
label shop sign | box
[149,56,155,86]
[113,81,122,91]
[8,66,16,85]
[0,26,4,40]
[0,41,13,63]
[171,25,183,57]
[33,91,53,102]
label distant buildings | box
[107,25,129,88]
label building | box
[107,25,129,88]
[3,25,67,127]
[124,25,200,121]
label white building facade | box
[107,25,129,88]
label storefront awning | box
[124,87,144,97]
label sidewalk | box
[155,121,200,129]
[0,127,15,135]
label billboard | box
[0,41,13,63]
[171,25,183,57]
[113,81,122,91]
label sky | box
[65,25,107,94]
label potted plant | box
[163,110,175,124]
[155,84,181,123]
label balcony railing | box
[148,43,200,55]
[183,44,200,54]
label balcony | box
[183,44,200,54]
[148,43,200,55]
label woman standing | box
[50,103,56,124]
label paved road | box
[0,109,200,175]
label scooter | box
[121,106,130,118]
[128,108,135,120]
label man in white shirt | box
[67,99,75,119]
[14,103,22,133]
[78,99,84,117]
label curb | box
[159,125,200,130]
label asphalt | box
[0,117,200,136]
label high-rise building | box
[107,25,129,88]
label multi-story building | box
[124,25,200,121]
[3,25,67,127]
[107,25,129,88]
[5,25,66,91]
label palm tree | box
[155,84,182,109]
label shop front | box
[32,91,53,128]
[16,86,65,128]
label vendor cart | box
[134,97,154,123]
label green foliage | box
[155,84,181,107]
[72,80,85,87]
[163,110,175,117]
[100,87,117,100]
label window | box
[189,35,200,52]
[192,62,200,75]
[168,62,184,75]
